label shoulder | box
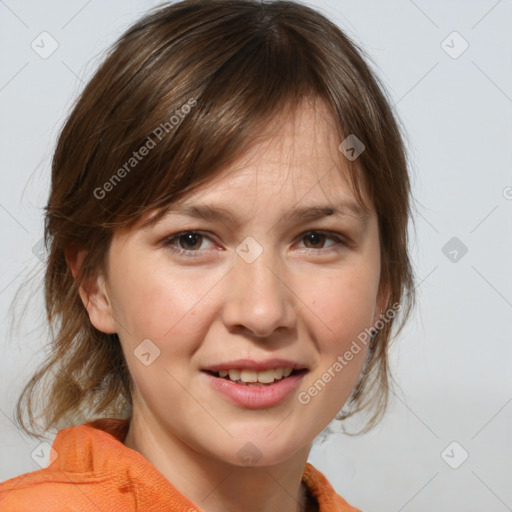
[303,462,362,512]
[0,418,199,512]
[0,468,121,512]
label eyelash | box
[162,230,349,258]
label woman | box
[0,1,415,510]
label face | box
[82,99,385,467]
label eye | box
[163,231,216,257]
[162,229,349,259]
[296,231,347,251]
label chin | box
[216,432,309,468]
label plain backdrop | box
[1,1,511,511]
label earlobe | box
[64,246,117,334]
[85,274,118,334]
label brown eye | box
[176,232,203,250]
[302,232,327,249]
[163,231,216,257]
[297,231,348,252]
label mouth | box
[202,367,308,386]
[201,364,309,408]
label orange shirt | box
[0,418,361,512]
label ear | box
[65,246,117,334]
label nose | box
[220,245,298,338]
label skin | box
[67,98,388,512]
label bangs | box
[64,1,372,235]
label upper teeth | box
[218,368,294,383]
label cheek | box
[109,262,222,412]
[305,269,378,348]
[109,258,223,351]
[294,273,377,418]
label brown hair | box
[13,0,415,440]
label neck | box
[124,408,315,512]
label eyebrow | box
[143,200,370,229]
[279,201,370,224]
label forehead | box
[194,99,359,193]
[138,98,373,229]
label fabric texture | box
[0,418,361,512]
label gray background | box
[1,1,511,511]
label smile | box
[208,367,298,385]
[202,368,308,408]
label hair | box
[13,0,416,440]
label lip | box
[203,369,308,409]
[202,358,308,372]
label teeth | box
[274,367,284,379]
[256,369,275,384]
[240,369,258,383]
[228,369,241,381]
[216,367,296,384]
